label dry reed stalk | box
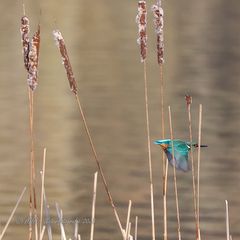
[44,193,53,240]
[134,216,138,240]
[0,187,26,240]
[39,226,46,240]
[168,106,181,240]
[20,12,40,240]
[136,2,156,240]
[185,95,198,239]
[56,203,67,240]
[74,220,79,240]
[90,172,98,240]
[40,148,47,236]
[52,30,124,238]
[78,234,81,240]
[225,200,230,240]
[127,222,132,240]
[125,200,132,240]
[152,1,167,239]
[197,104,202,240]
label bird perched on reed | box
[154,139,207,172]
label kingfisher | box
[154,139,208,172]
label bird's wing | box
[167,140,190,172]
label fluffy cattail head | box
[53,30,78,95]
[20,16,40,91]
[152,0,164,64]
[136,0,147,62]
[20,16,30,71]
[185,95,192,106]
[27,25,40,91]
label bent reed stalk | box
[52,30,125,238]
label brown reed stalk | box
[40,148,47,236]
[168,106,181,240]
[0,187,26,240]
[39,226,46,240]
[74,220,79,240]
[134,216,138,240]
[185,95,198,239]
[136,2,156,240]
[152,1,167,239]
[225,200,230,240]
[52,30,124,238]
[125,200,132,240]
[90,172,98,240]
[197,104,202,240]
[20,12,40,240]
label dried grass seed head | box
[53,29,78,95]
[136,0,147,62]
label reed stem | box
[185,96,198,239]
[0,187,26,240]
[225,200,230,240]
[75,94,124,238]
[143,61,156,240]
[125,200,132,240]
[197,104,202,240]
[168,106,181,240]
[134,216,138,240]
[90,172,98,240]
[40,148,47,236]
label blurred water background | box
[0,0,240,239]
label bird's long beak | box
[193,144,208,148]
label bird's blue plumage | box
[154,139,200,172]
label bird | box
[154,139,208,172]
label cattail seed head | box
[136,0,147,62]
[53,30,78,95]
[152,0,164,64]
[20,16,40,91]
[20,16,30,71]
[27,25,40,91]
[185,95,192,106]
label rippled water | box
[0,0,240,239]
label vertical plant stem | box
[75,94,124,238]
[143,61,156,240]
[127,222,132,240]
[168,106,181,240]
[160,63,168,240]
[134,216,138,240]
[159,64,165,179]
[39,226,46,240]
[225,200,230,240]
[90,172,98,240]
[197,104,202,240]
[28,88,38,240]
[40,148,47,236]
[185,96,198,239]
[125,200,132,240]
